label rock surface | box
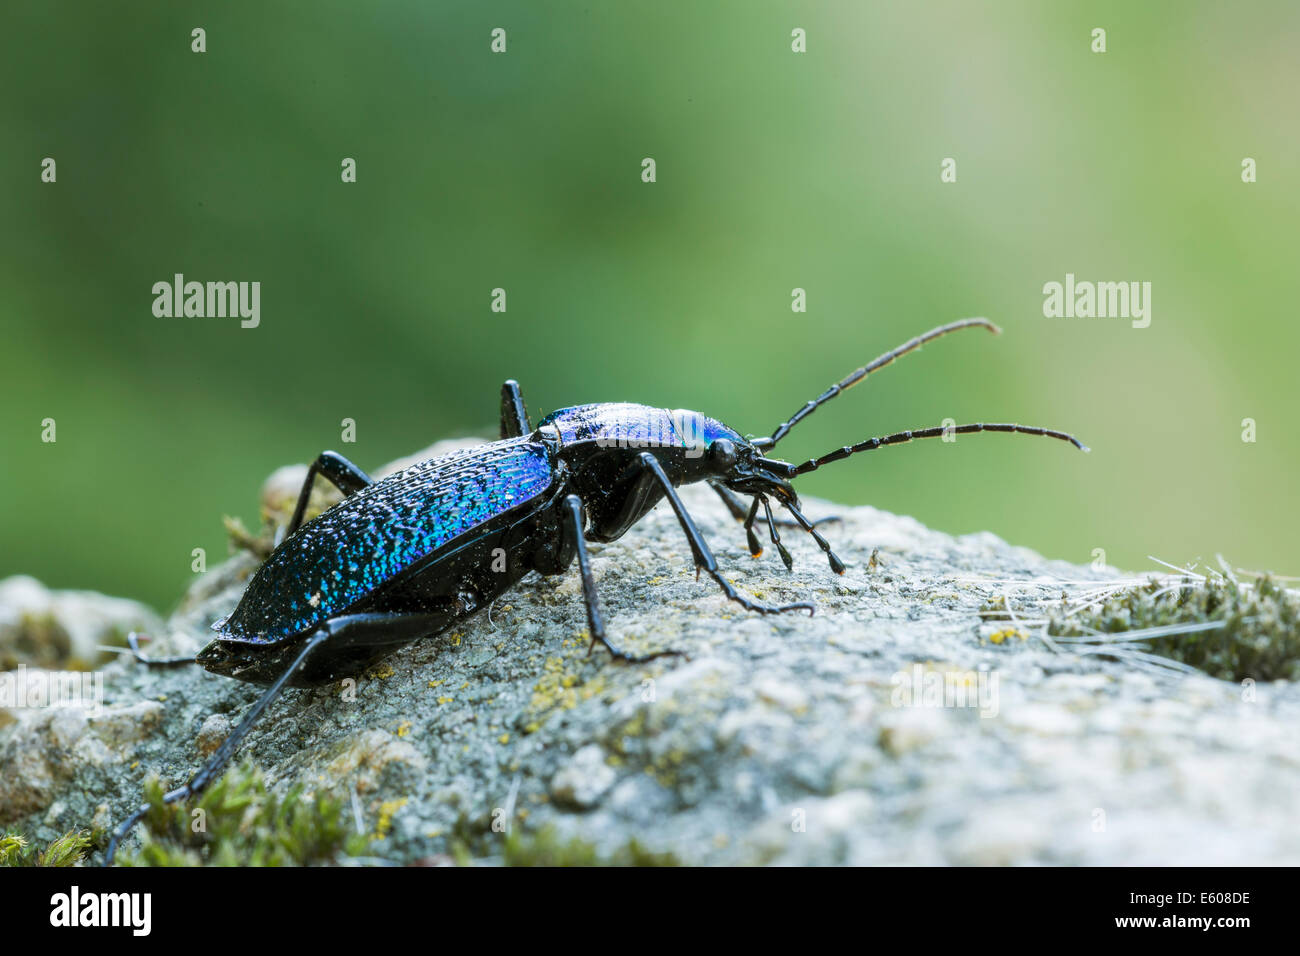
[2,440,1298,865]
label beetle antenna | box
[753,318,1000,450]
[793,422,1089,476]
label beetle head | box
[708,435,800,508]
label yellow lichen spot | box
[989,627,1028,645]
[156,695,167,702]
[437,696,453,705]
[498,732,510,744]
[369,663,395,680]
[427,678,445,689]
[396,721,412,738]
[450,633,462,647]
[374,797,407,840]
[459,681,470,690]
[130,760,140,770]
[524,720,541,734]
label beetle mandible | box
[105,318,1086,861]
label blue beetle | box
[106,318,1086,861]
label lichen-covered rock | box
[1,439,1297,865]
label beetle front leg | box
[285,451,374,537]
[639,455,814,617]
[563,495,680,663]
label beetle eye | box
[710,438,738,469]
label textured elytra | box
[218,438,556,644]
[540,403,741,450]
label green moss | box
[0,829,97,867]
[1049,574,1300,682]
[119,763,371,866]
[501,826,680,867]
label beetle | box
[105,318,1086,861]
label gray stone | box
[2,438,1298,865]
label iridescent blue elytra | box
[216,438,555,644]
[539,403,741,452]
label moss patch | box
[501,826,680,867]
[0,830,97,867]
[1049,574,1300,682]
[119,763,371,866]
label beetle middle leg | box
[639,454,814,616]
[562,495,680,663]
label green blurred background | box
[2,1,1297,612]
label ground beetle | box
[105,318,1087,861]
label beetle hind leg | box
[105,610,452,864]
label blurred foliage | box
[2,1,1297,610]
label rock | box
[2,438,1299,865]
[550,744,617,809]
[196,714,231,757]
[0,575,163,670]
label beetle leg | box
[121,630,197,667]
[500,379,532,438]
[105,626,330,865]
[742,497,764,556]
[285,451,374,537]
[563,495,681,663]
[638,455,813,617]
[105,611,450,865]
[710,482,752,521]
